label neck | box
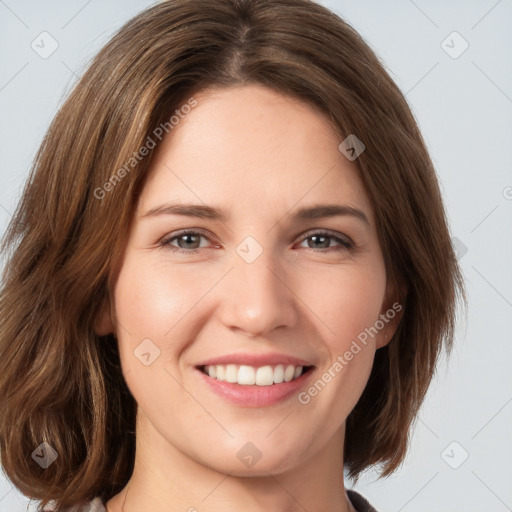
[108,409,357,512]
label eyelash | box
[158,229,354,254]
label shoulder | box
[42,497,106,512]
[347,489,379,512]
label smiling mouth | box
[197,364,315,386]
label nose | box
[217,245,299,338]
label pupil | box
[311,235,328,248]
[181,234,198,248]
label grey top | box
[43,489,377,511]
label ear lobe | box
[377,279,406,349]
[376,331,391,350]
[376,306,403,349]
[93,298,115,336]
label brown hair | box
[0,0,465,509]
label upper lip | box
[195,352,315,368]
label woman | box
[0,1,465,511]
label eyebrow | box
[141,202,369,226]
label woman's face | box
[97,83,398,476]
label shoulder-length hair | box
[0,0,465,509]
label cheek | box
[111,258,177,380]
[113,254,210,340]
[111,256,198,412]
[299,260,387,347]
[295,291,382,424]
[341,267,386,357]
[111,254,226,403]
[295,261,386,408]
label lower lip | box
[195,367,315,407]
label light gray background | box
[1,1,511,511]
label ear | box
[376,277,406,349]
[93,296,116,337]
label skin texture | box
[96,84,400,512]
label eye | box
[159,229,353,254]
[297,230,353,252]
[159,230,214,253]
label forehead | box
[136,84,373,223]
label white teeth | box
[216,365,225,381]
[225,364,238,383]
[202,363,307,386]
[238,365,256,385]
[284,364,295,382]
[255,366,274,386]
[273,364,284,383]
